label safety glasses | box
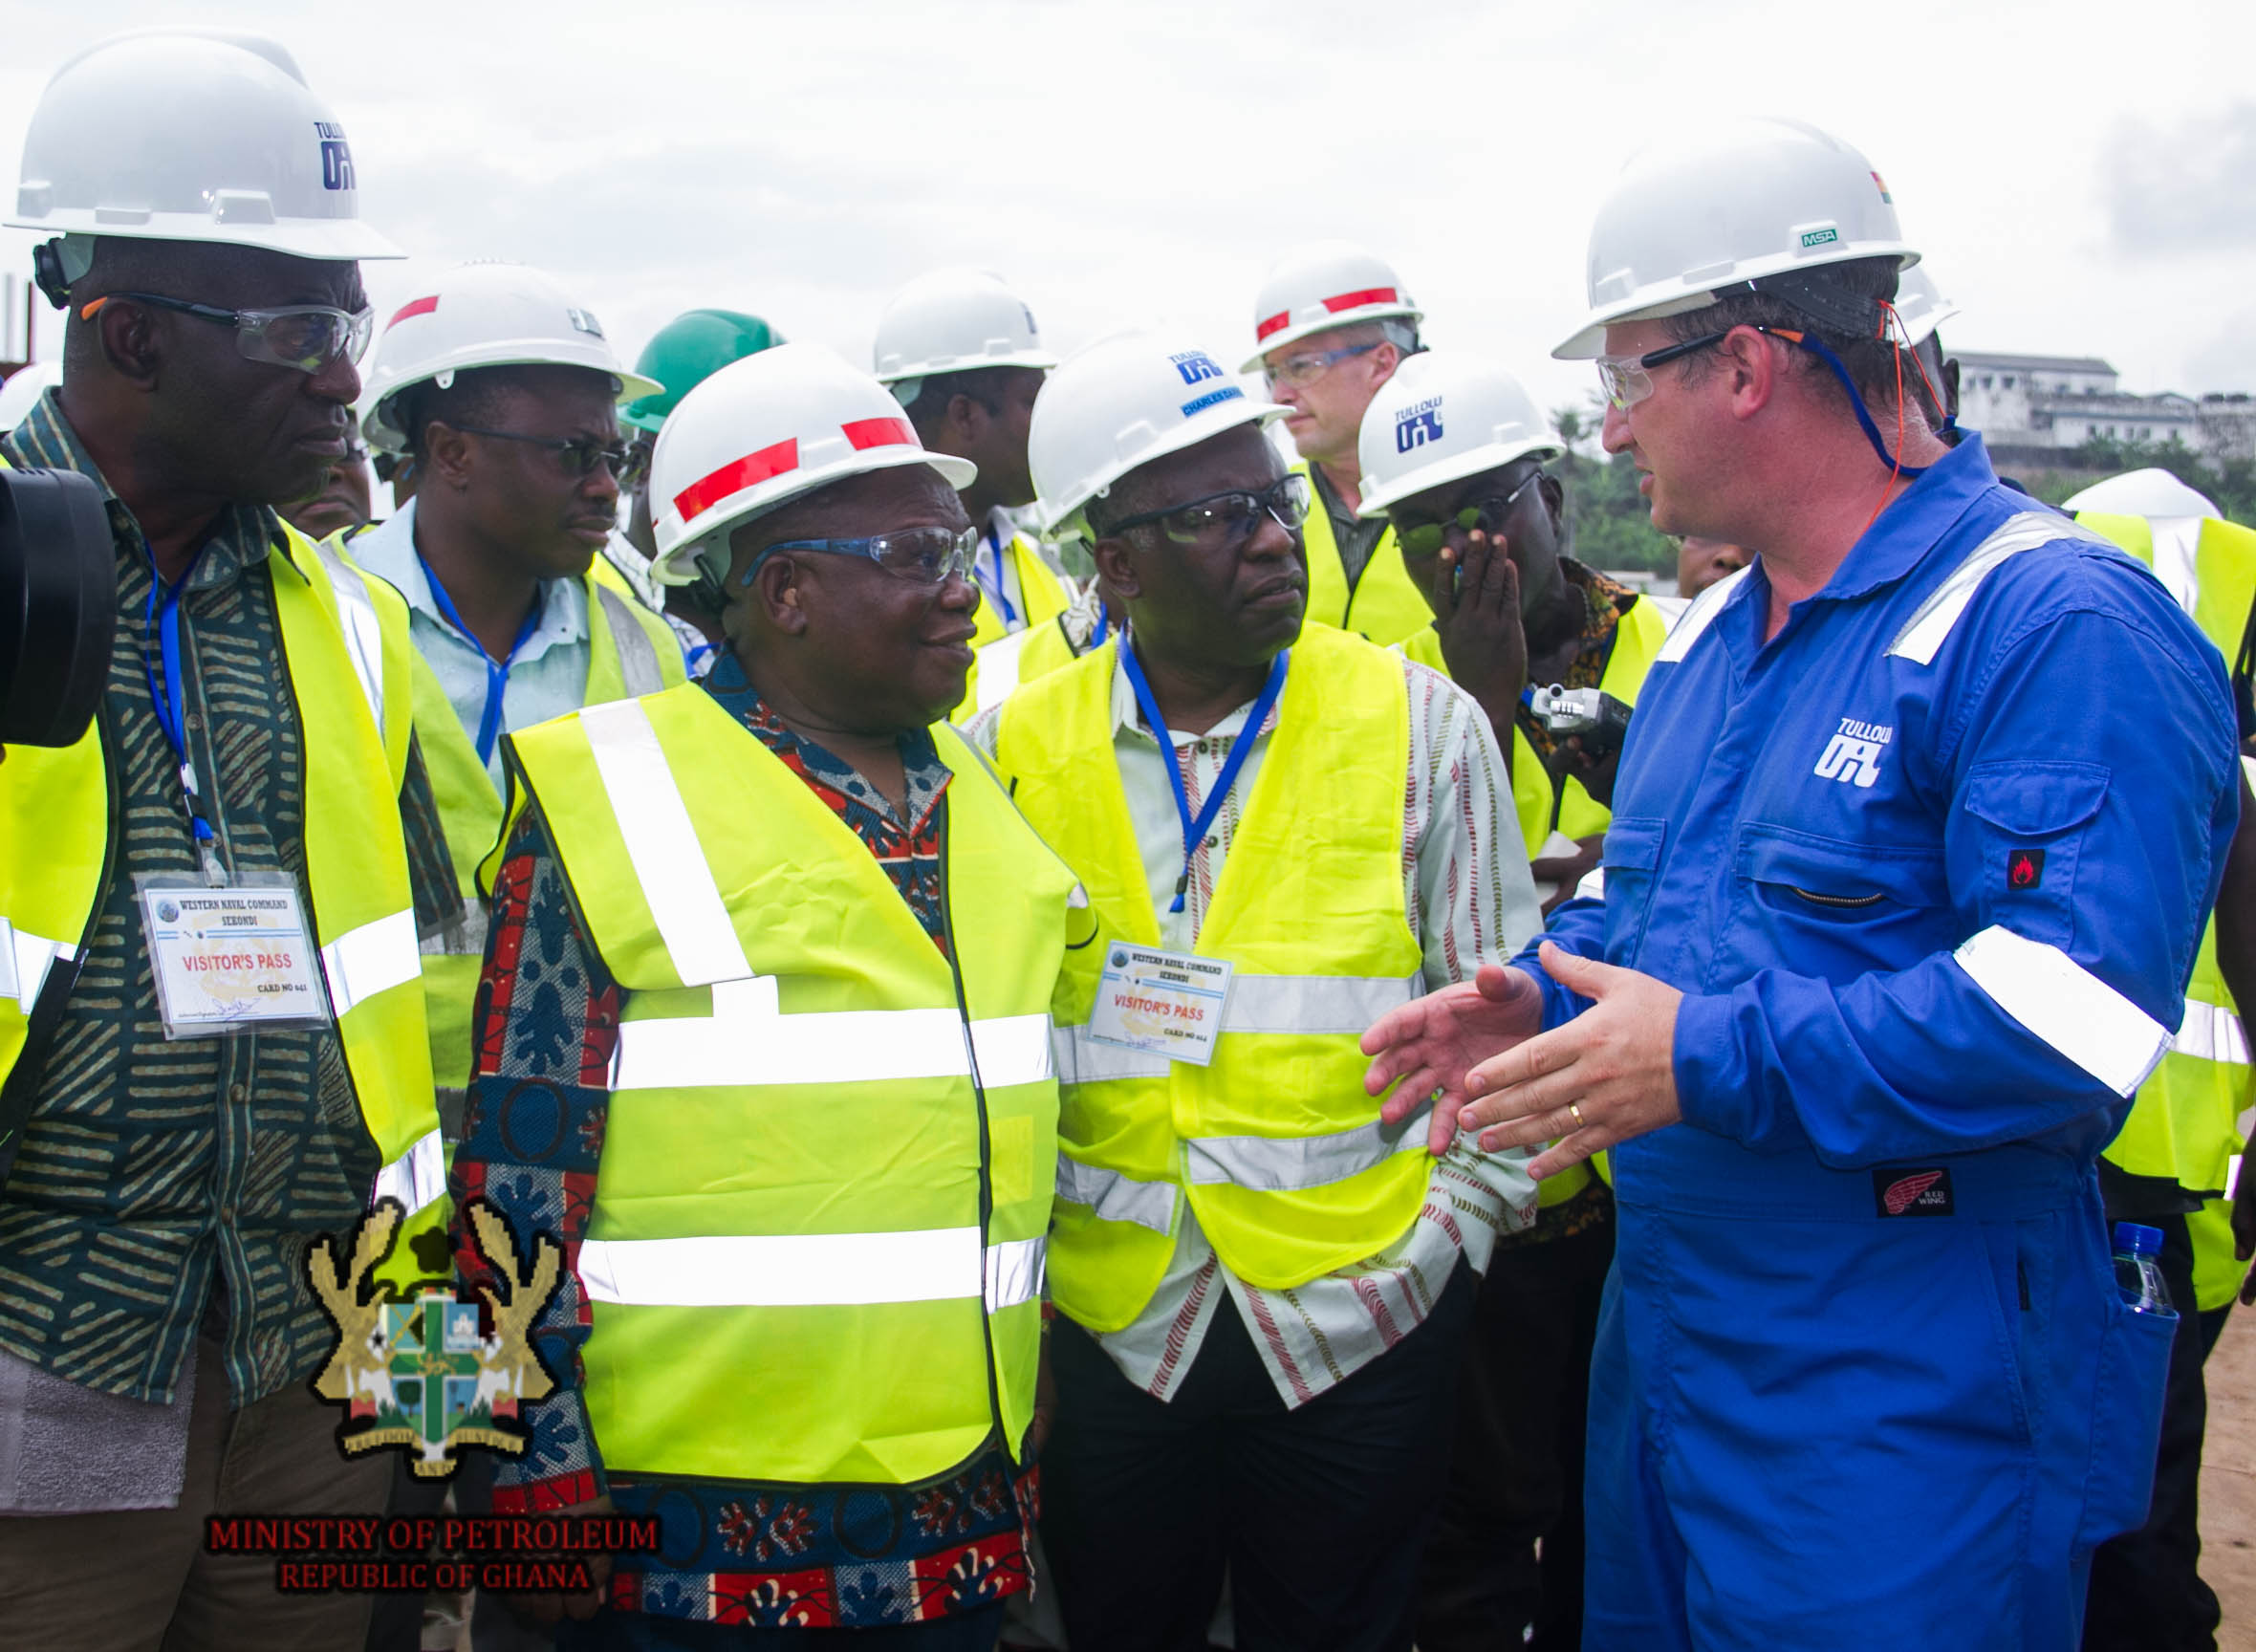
[742,523,978,588]
[81,292,374,375]
[1105,472,1312,547]
[1392,469,1549,557]
[1594,331,1730,411]
[445,425,649,489]
[1261,340,1383,392]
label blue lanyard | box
[418,556,544,767]
[141,543,227,885]
[983,531,1018,626]
[1120,642,1289,914]
[1090,609,1110,648]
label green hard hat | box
[621,309,784,433]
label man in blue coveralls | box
[1361,118,2241,1649]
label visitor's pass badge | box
[1086,945,1233,1067]
[137,874,331,1039]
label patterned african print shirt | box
[451,650,1034,1628]
[0,390,459,1408]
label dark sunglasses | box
[1393,469,1549,558]
[443,424,647,488]
[1106,471,1312,546]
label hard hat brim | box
[1036,395,1291,533]
[649,447,980,586]
[1551,243,1920,359]
[873,347,1060,385]
[1356,436,1566,520]
[364,363,666,454]
[4,210,406,262]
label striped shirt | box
[0,390,458,1408]
[965,641,1543,1406]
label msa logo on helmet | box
[566,309,606,339]
[1813,717,1893,789]
[1170,351,1224,387]
[1394,397,1444,454]
[1798,227,1840,250]
[314,121,356,192]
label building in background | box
[1956,352,2206,451]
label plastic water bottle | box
[2113,1222,2179,1319]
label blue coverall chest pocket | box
[1724,826,1950,983]
[1598,815,1668,969]
[1960,762,2110,948]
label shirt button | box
[1204,836,1219,849]
[184,712,202,731]
[228,1083,246,1103]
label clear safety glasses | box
[1261,340,1383,392]
[1593,331,1728,411]
[1106,472,1313,547]
[742,523,979,587]
[445,424,650,489]
[80,292,374,375]
[1392,468,1549,558]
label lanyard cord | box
[418,554,545,767]
[983,530,1018,626]
[141,543,227,885]
[1119,642,1289,914]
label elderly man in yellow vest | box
[965,332,1540,1650]
[449,342,1088,1647]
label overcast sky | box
[5,0,2253,418]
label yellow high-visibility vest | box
[0,509,442,1217]
[2079,511,2256,1202]
[991,622,1429,1331]
[954,532,1074,720]
[504,684,1081,1483]
[1298,462,1430,646]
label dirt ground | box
[2204,1306,2256,1648]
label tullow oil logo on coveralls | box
[1813,718,1894,789]
[307,1198,563,1478]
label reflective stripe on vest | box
[0,921,71,1011]
[578,1230,1046,1311]
[1955,924,2170,1098]
[579,697,750,986]
[613,973,1054,1091]
[315,538,388,731]
[973,625,1039,714]
[372,1125,447,1216]
[2175,1000,2251,1066]
[321,909,420,1017]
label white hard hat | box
[871,267,1057,393]
[1892,266,1960,349]
[1355,353,1562,519]
[2062,467,2222,520]
[0,361,63,435]
[1554,118,1917,359]
[1030,331,1289,534]
[1242,242,1421,373]
[649,342,977,586]
[8,30,401,262]
[359,262,662,453]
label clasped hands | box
[1361,941,1686,1180]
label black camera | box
[1,466,115,749]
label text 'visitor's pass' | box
[1087,945,1233,1067]
[139,880,331,1039]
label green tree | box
[1551,399,1677,576]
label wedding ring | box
[1568,1101,1587,1131]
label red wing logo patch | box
[1874,1168,1954,1217]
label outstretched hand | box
[1363,962,1547,1156]
[1455,941,1683,1179]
